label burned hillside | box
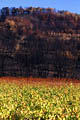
[0,7,80,79]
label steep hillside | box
[0,7,80,79]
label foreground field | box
[0,78,80,119]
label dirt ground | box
[0,77,80,87]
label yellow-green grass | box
[0,82,80,120]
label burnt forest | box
[0,7,80,79]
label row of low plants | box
[0,82,80,120]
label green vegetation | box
[0,82,80,120]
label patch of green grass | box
[0,82,80,119]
